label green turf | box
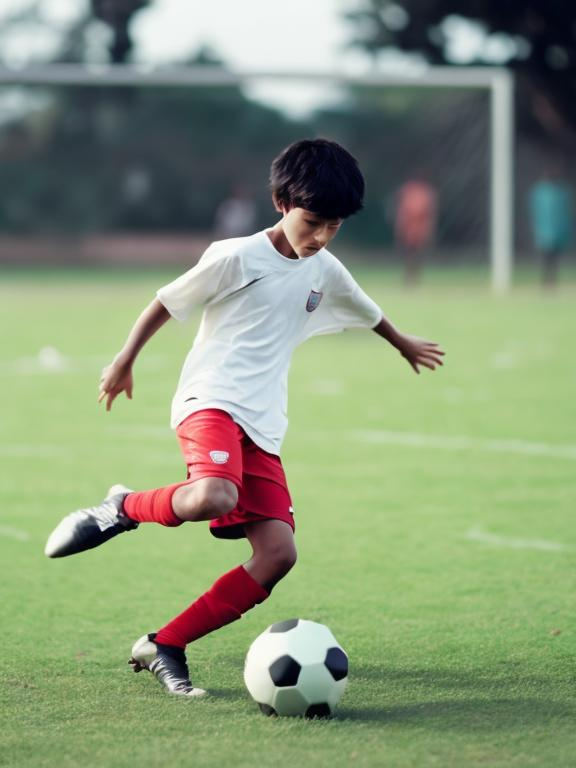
[1,267,575,768]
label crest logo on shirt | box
[306,290,323,312]
[209,450,230,464]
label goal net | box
[0,65,513,289]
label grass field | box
[1,266,575,768]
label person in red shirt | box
[395,172,438,287]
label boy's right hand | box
[98,356,134,412]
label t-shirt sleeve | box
[304,258,382,339]
[156,245,244,322]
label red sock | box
[155,565,269,648]
[123,482,189,527]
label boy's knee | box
[268,542,297,577]
[173,479,237,522]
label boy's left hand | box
[395,333,445,374]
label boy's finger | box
[422,342,445,356]
[419,350,443,364]
[97,390,106,403]
[419,353,444,369]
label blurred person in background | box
[213,185,257,238]
[394,170,438,288]
[529,165,573,288]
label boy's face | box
[277,205,343,259]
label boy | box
[45,138,444,697]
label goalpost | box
[0,64,514,292]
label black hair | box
[270,138,364,219]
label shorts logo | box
[306,290,323,312]
[209,450,230,464]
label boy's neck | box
[267,223,299,260]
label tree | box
[0,1,152,66]
[345,0,576,147]
[91,0,151,63]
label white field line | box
[352,430,576,461]
[466,527,570,553]
[0,525,30,542]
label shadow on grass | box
[206,687,245,702]
[338,663,575,729]
[338,697,573,730]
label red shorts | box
[176,409,294,539]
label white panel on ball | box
[273,688,309,717]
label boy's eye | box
[304,219,342,231]
[304,219,342,229]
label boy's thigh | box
[176,408,244,489]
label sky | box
[3,0,499,73]
[1,0,497,116]
[130,1,512,70]
[3,0,361,71]
[133,0,356,72]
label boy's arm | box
[98,298,171,411]
[372,316,445,374]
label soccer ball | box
[244,618,348,718]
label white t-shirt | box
[156,230,382,455]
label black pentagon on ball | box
[324,647,348,681]
[269,618,299,633]
[259,703,277,717]
[305,703,332,719]
[269,655,301,686]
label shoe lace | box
[83,493,134,531]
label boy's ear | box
[272,195,290,215]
